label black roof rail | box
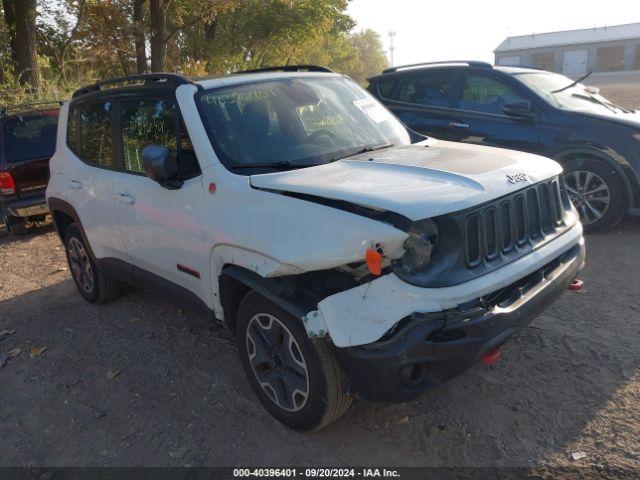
[72,73,194,99]
[382,60,493,74]
[0,100,63,116]
[234,65,334,74]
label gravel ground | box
[0,220,639,474]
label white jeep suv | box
[47,67,585,430]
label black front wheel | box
[563,157,627,233]
[236,292,352,431]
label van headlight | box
[395,219,438,274]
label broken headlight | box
[395,219,438,275]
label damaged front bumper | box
[330,239,585,403]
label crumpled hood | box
[250,139,563,221]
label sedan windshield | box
[511,71,630,115]
[196,75,412,172]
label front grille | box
[464,177,569,267]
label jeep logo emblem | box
[507,173,528,184]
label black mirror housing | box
[141,145,182,189]
[502,100,535,120]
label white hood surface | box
[250,139,563,221]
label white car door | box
[111,97,210,303]
[64,100,127,262]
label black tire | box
[235,291,352,431]
[63,223,122,304]
[0,207,28,236]
[562,157,628,234]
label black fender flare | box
[47,197,97,260]
[220,265,310,322]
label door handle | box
[449,121,470,129]
[68,179,83,189]
[115,192,135,205]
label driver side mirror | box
[502,100,535,121]
[141,145,183,190]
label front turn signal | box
[365,249,383,276]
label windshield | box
[196,76,412,172]
[4,112,58,162]
[511,71,628,115]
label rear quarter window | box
[375,79,397,99]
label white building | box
[495,23,640,80]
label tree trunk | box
[2,0,18,71]
[133,0,147,73]
[149,0,168,72]
[13,0,40,91]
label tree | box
[151,0,236,72]
[133,0,146,73]
[149,0,169,71]
[3,0,40,91]
[38,0,88,83]
[345,29,389,84]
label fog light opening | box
[410,363,426,383]
[400,363,427,386]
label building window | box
[532,52,556,73]
[636,45,640,70]
[498,55,521,67]
[595,45,625,72]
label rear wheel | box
[562,157,627,233]
[236,292,352,430]
[0,207,28,236]
[63,223,122,303]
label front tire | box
[562,157,627,233]
[236,292,352,431]
[63,223,122,303]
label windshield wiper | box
[330,143,395,162]
[357,143,395,154]
[570,93,618,113]
[230,160,301,170]
[552,71,593,94]
[231,144,396,171]
[600,98,634,114]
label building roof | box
[495,22,640,53]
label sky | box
[347,0,636,66]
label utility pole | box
[388,31,396,67]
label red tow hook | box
[568,279,584,292]
[481,348,501,366]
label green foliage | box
[0,0,388,104]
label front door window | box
[458,74,526,116]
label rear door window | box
[4,112,58,162]
[391,71,454,108]
[458,74,527,115]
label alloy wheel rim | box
[68,237,94,294]
[564,170,611,226]
[245,313,310,412]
